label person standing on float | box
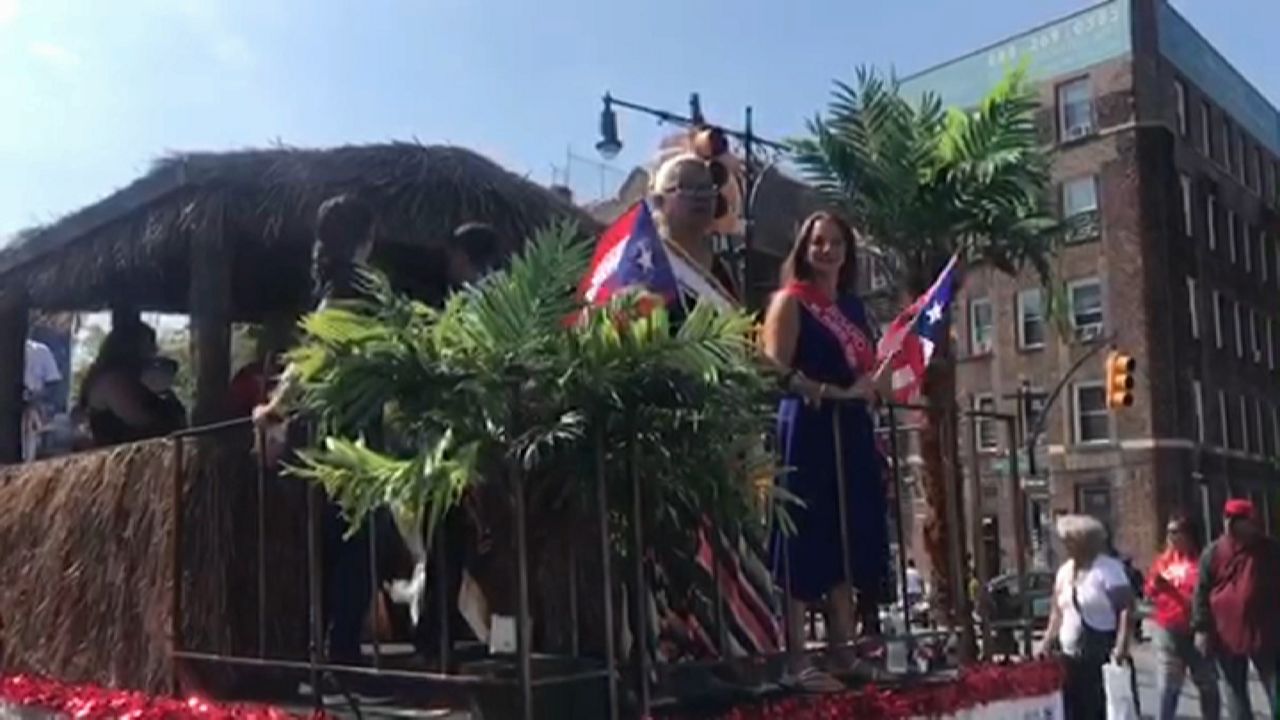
[255,194,394,667]
[640,149,782,665]
[762,211,892,692]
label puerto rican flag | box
[876,254,959,404]
[580,201,679,306]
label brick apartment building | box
[895,0,1280,573]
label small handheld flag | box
[877,254,959,404]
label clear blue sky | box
[0,0,1276,240]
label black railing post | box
[169,434,186,695]
[255,426,269,659]
[510,380,535,720]
[626,412,650,715]
[1006,415,1032,658]
[434,523,451,673]
[831,404,855,652]
[887,406,912,638]
[594,424,620,720]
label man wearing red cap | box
[1192,498,1279,719]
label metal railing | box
[162,397,1040,720]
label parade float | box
[0,136,1063,718]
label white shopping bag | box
[1103,660,1140,720]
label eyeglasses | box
[660,158,732,218]
[662,183,717,199]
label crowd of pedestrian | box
[1038,499,1277,720]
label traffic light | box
[1105,351,1136,409]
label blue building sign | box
[1158,3,1280,157]
[899,0,1131,110]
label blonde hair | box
[649,152,702,194]
[1055,514,1108,553]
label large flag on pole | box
[877,254,959,404]
[579,201,679,306]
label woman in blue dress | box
[762,211,891,690]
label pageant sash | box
[783,281,876,374]
[664,240,736,311]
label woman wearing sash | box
[641,150,783,670]
[762,211,891,691]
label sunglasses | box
[662,159,732,218]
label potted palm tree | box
[285,222,780,717]
[793,66,1061,634]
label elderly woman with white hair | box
[634,145,783,676]
[1037,514,1135,719]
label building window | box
[969,298,993,355]
[1017,288,1046,350]
[1251,146,1262,193]
[1234,128,1244,181]
[1207,195,1218,250]
[1201,101,1213,157]
[1250,308,1261,362]
[1076,483,1114,532]
[1173,79,1187,136]
[1268,159,1277,202]
[1222,119,1233,172]
[974,395,998,450]
[1272,405,1279,457]
[1234,301,1244,358]
[1269,317,1275,370]
[1063,176,1098,217]
[1073,383,1110,445]
[1192,379,1205,443]
[1219,390,1230,448]
[1241,396,1251,453]
[1275,235,1280,285]
[1057,78,1094,141]
[1213,291,1224,348]
[1062,176,1100,243]
[1187,277,1199,339]
[1256,398,1266,455]
[1069,279,1104,340]
[1263,233,1269,283]
[1266,405,1274,457]
[1179,174,1193,236]
[1245,223,1254,274]
[1269,159,1280,204]
[1227,210,1237,263]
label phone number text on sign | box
[987,5,1123,68]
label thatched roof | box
[0,143,597,318]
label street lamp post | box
[594,92,787,308]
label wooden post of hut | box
[0,293,28,463]
[188,195,232,427]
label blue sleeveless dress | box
[769,294,889,603]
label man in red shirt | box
[1146,515,1218,720]
[1192,499,1279,720]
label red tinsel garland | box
[0,674,327,720]
[663,659,1064,720]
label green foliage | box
[286,221,780,552]
[792,64,1063,302]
